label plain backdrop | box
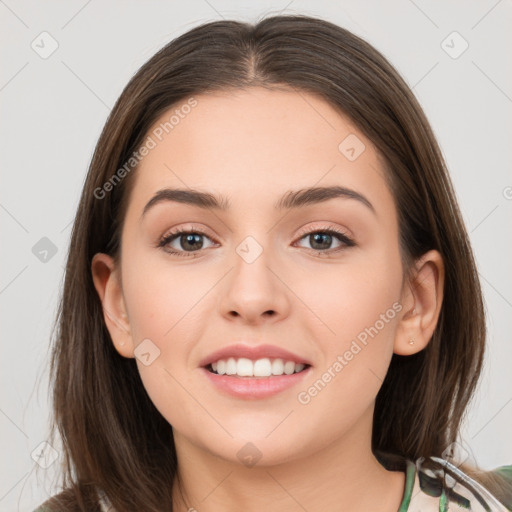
[1,1,511,510]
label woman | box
[34,14,512,512]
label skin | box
[92,87,444,512]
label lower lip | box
[200,366,312,400]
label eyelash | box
[157,225,356,258]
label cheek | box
[122,249,212,344]
[120,252,217,425]
[292,247,402,405]
[293,248,402,351]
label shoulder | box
[403,456,512,512]
[32,491,74,512]
[32,488,112,512]
[32,498,60,512]
[32,493,66,512]
[489,464,512,510]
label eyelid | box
[158,223,218,243]
[158,222,352,243]
[157,221,356,255]
[294,222,353,240]
[293,224,356,253]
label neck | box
[171,405,406,512]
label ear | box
[394,249,445,355]
[91,253,135,358]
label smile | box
[201,361,312,400]
[207,357,308,377]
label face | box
[97,87,412,466]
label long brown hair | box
[39,13,509,511]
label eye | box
[158,227,217,257]
[157,224,355,258]
[294,226,355,254]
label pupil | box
[311,233,331,250]
[182,233,203,250]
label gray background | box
[1,1,511,510]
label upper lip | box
[199,343,312,368]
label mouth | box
[198,343,313,398]
[201,358,313,399]
[204,357,311,379]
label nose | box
[219,241,291,325]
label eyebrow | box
[140,185,375,221]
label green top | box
[398,456,512,512]
[33,456,512,511]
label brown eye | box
[295,227,355,254]
[158,229,216,257]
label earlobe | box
[91,253,135,358]
[394,250,445,356]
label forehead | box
[125,86,392,217]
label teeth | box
[226,358,237,375]
[209,357,306,377]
